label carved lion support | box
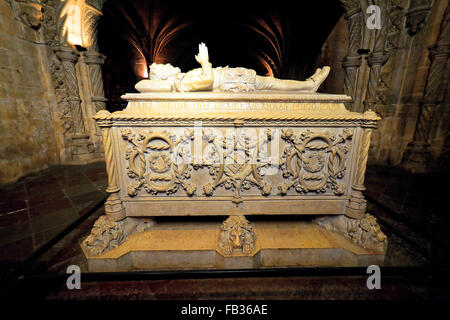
[218,215,256,256]
[345,127,372,219]
[314,213,388,253]
[82,110,156,256]
[82,215,154,256]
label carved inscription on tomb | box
[143,101,346,112]
[278,128,353,195]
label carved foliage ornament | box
[122,129,196,197]
[279,128,352,195]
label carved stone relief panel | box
[121,128,197,197]
[278,128,353,196]
[118,126,354,204]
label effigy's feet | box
[307,66,330,92]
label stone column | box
[55,46,92,161]
[364,51,390,112]
[340,1,363,111]
[76,50,107,156]
[346,128,372,219]
[363,0,390,113]
[84,1,107,155]
[403,6,449,172]
[85,51,107,112]
[85,50,108,141]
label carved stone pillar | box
[82,1,107,155]
[403,44,450,171]
[76,50,107,156]
[85,51,107,112]
[55,46,92,161]
[342,55,362,105]
[340,1,363,110]
[346,127,372,219]
[403,6,449,172]
[98,111,126,222]
[85,50,108,140]
[364,51,390,112]
[363,0,390,113]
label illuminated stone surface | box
[82,91,386,271]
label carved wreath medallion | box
[122,129,196,196]
[278,128,353,195]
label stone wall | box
[371,0,449,168]
[326,0,449,171]
[0,0,108,185]
[0,0,59,185]
[314,15,348,94]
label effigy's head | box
[149,63,181,81]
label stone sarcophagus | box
[82,92,386,271]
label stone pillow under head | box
[135,79,172,92]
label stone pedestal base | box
[82,218,386,272]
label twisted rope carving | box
[355,129,372,187]
[94,112,380,123]
[343,63,360,99]
[347,11,362,56]
[90,64,104,91]
[102,127,119,193]
[415,104,433,142]
[341,0,362,102]
[61,60,84,134]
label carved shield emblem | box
[302,151,326,173]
